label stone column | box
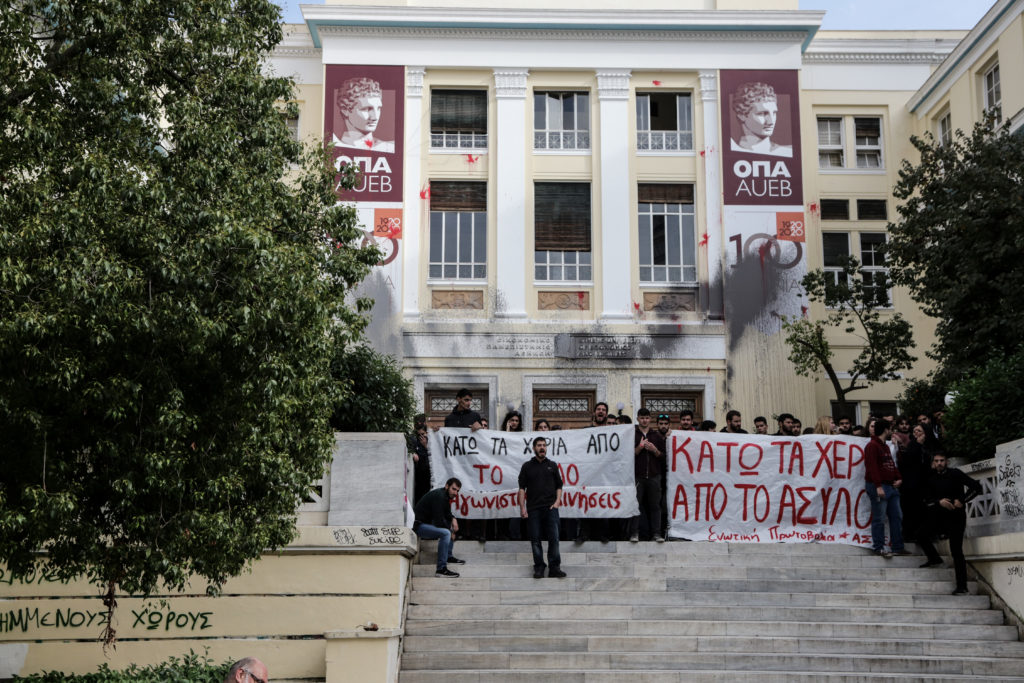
[402,66,426,321]
[493,68,530,319]
[596,69,632,322]
[699,69,724,319]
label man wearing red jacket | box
[864,418,910,558]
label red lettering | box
[788,442,805,476]
[718,442,739,472]
[697,441,715,473]
[734,483,756,521]
[754,485,770,522]
[672,437,694,473]
[854,488,871,529]
[738,443,763,475]
[771,441,789,473]
[848,443,864,477]
[472,463,488,484]
[776,485,796,524]
[811,440,835,478]
[611,491,621,509]
[672,485,689,521]
[795,486,818,524]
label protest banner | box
[667,432,876,547]
[428,425,639,519]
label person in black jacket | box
[917,453,982,594]
[413,478,465,578]
[519,437,565,579]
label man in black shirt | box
[444,388,483,430]
[413,477,465,578]
[917,453,982,594]
[630,408,666,543]
[519,437,565,579]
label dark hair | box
[535,419,550,430]
[618,415,632,424]
[501,410,523,432]
[532,437,548,450]
[777,413,795,422]
[637,408,651,417]
[754,416,767,424]
[698,420,717,431]
[456,388,472,399]
[871,418,892,436]
[414,413,427,428]
[679,409,694,419]
[595,401,609,411]
[726,410,741,421]
[445,477,462,488]
[802,427,814,434]
[838,415,852,423]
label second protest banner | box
[667,432,875,547]
[428,425,639,519]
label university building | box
[270,0,1024,429]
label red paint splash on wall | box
[466,154,480,164]
[699,233,709,248]
[652,80,662,86]
[419,184,430,200]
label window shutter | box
[431,90,487,132]
[638,183,694,204]
[857,199,888,221]
[430,181,487,211]
[854,117,880,139]
[820,199,850,221]
[534,183,591,251]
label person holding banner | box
[413,478,465,578]
[630,408,666,543]
[519,438,565,579]
[864,418,909,558]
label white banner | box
[667,432,875,546]
[428,425,639,519]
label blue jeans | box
[415,523,454,571]
[866,484,904,552]
[526,506,561,571]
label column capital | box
[493,69,529,99]
[698,69,718,102]
[406,66,426,97]
[596,69,632,100]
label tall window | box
[636,93,693,152]
[637,184,697,284]
[860,233,890,306]
[822,232,851,293]
[854,117,882,168]
[817,117,844,168]
[983,62,1001,117]
[430,90,487,150]
[534,182,591,282]
[534,92,590,151]
[429,181,487,280]
[938,112,952,146]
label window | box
[869,401,898,418]
[820,199,850,221]
[938,112,952,146]
[637,184,697,284]
[429,181,487,280]
[854,117,882,168]
[425,388,488,430]
[983,62,1001,116]
[860,233,890,306]
[822,232,851,292]
[856,199,888,221]
[534,183,592,281]
[817,117,844,168]
[641,391,702,422]
[280,112,299,142]
[431,90,487,150]
[534,92,590,151]
[533,390,595,430]
[636,92,693,152]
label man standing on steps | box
[864,418,910,559]
[630,408,666,543]
[519,437,565,579]
[413,477,465,578]
[917,452,982,595]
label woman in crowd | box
[501,410,524,540]
[813,415,835,435]
[535,419,551,431]
[501,410,523,433]
[899,423,935,542]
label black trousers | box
[918,508,968,589]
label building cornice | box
[803,52,949,65]
[272,46,322,59]
[301,5,823,50]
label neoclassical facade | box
[269,0,1023,429]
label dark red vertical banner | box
[324,65,404,202]
[720,70,802,207]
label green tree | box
[783,257,916,417]
[329,344,416,433]
[0,0,378,641]
[887,118,1024,375]
[943,347,1024,461]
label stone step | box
[402,634,1024,658]
[399,651,1024,676]
[411,576,977,596]
[399,671,1024,683]
[404,618,1020,642]
[413,561,958,578]
[437,541,887,555]
[406,603,1006,625]
[410,588,987,609]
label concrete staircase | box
[400,540,1024,682]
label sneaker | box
[533,568,544,579]
[435,568,459,578]
[548,569,567,578]
[446,556,466,564]
[920,559,944,568]
[952,587,969,595]
[629,535,640,543]
[654,535,665,543]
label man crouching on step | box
[414,477,466,577]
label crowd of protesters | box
[410,389,977,591]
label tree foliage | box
[15,651,229,682]
[0,0,378,638]
[944,347,1024,462]
[329,344,416,433]
[887,118,1024,374]
[783,257,916,414]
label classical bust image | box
[729,81,792,158]
[333,77,395,153]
